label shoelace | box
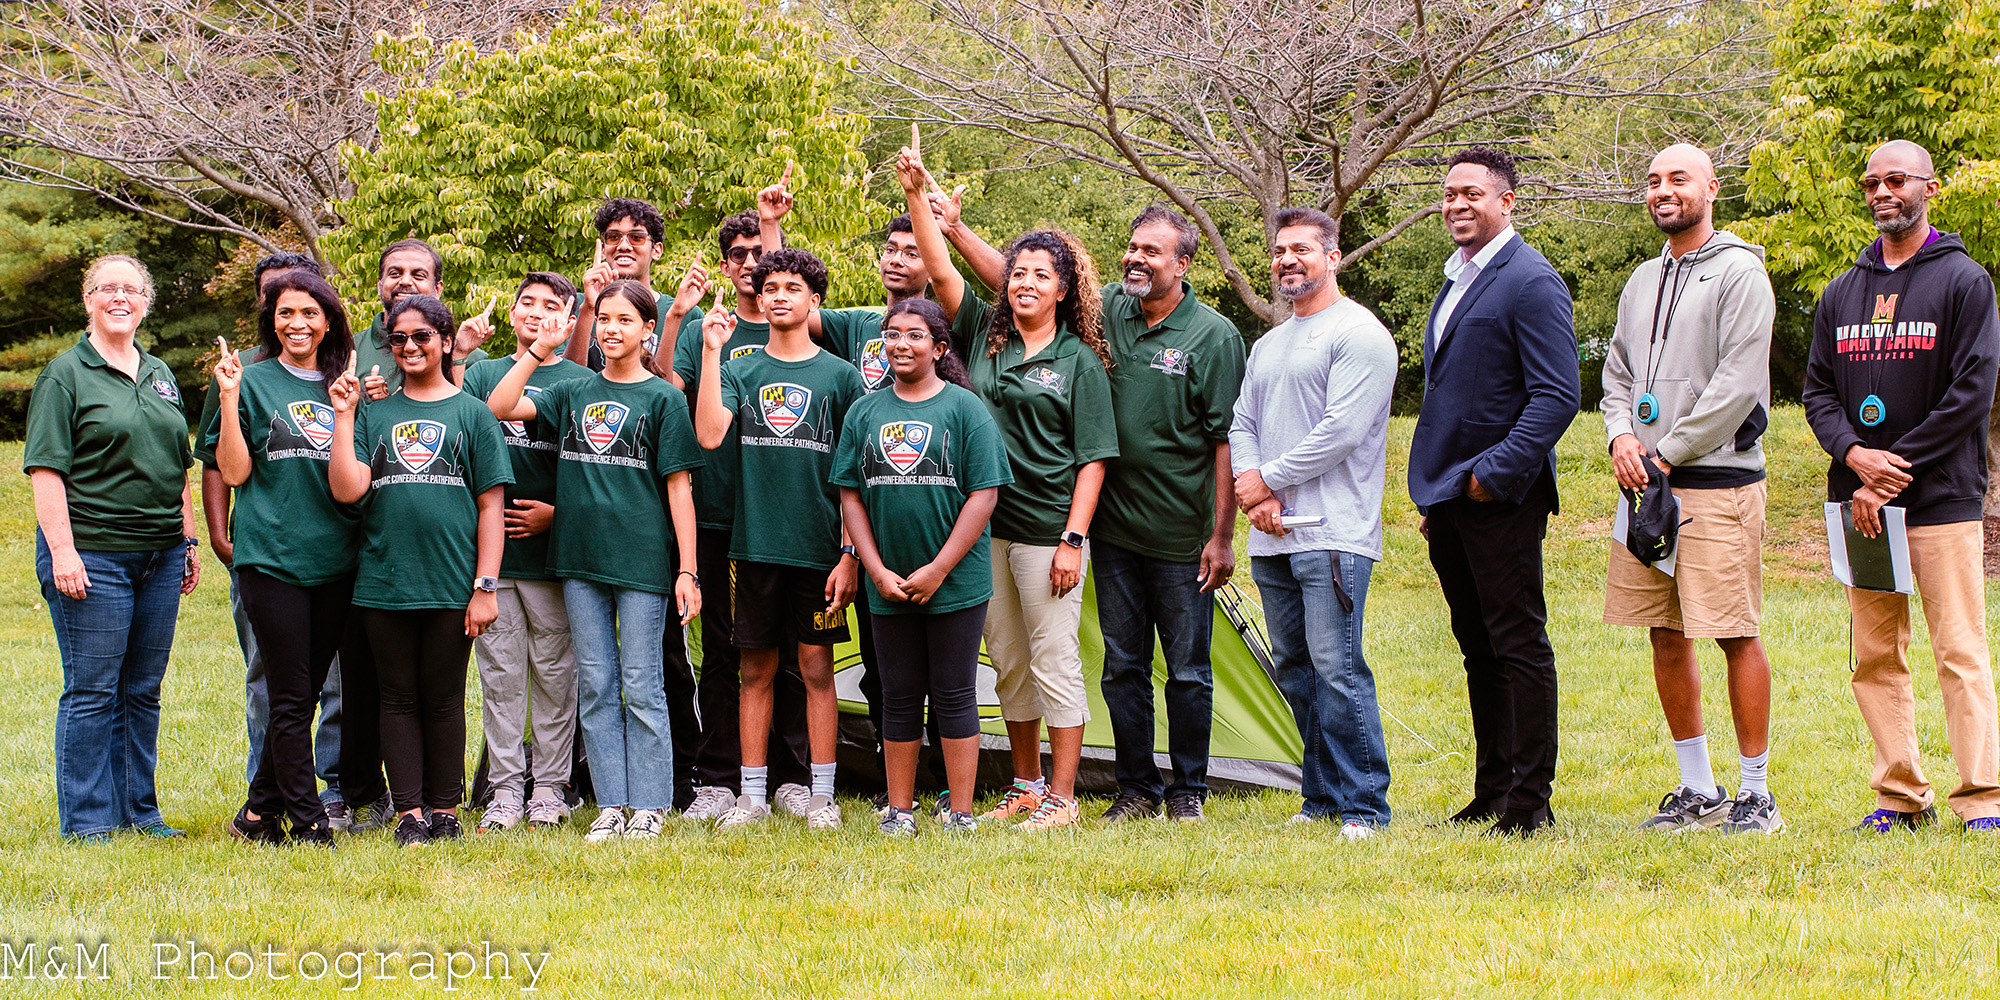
[1026,796,1073,825]
[1727,795,1763,823]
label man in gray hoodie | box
[1602,144,1781,834]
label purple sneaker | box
[1852,806,1936,833]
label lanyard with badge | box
[1637,240,1708,425]
[1854,264,1918,429]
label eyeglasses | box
[726,246,764,265]
[386,329,439,348]
[601,229,652,247]
[879,329,933,343]
[91,283,149,299]
[1860,172,1933,193]
[880,246,921,263]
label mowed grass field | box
[3,407,2000,997]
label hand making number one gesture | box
[211,336,242,396]
[757,160,796,226]
[701,283,738,353]
[330,351,361,415]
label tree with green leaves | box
[325,0,879,345]
[1741,0,2000,293]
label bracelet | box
[678,569,699,586]
[528,348,550,362]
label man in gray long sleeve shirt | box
[1602,144,1782,836]
[1230,207,1398,834]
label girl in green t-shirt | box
[329,294,509,849]
[488,280,704,844]
[211,271,361,848]
[835,299,1012,836]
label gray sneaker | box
[1637,785,1729,833]
[715,795,769,831]
[1718,789,1785,835]
[878,808,917,837]
[349,791,395,833]
[1164,793,1205,823]
[684,786,736,822]
[525,792,570,829]
[323,799,353,833]
[773,783,812,819]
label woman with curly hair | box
[897,139,1118,831]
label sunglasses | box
[387,329,439,349]
[726,246,765,265]
[1860,172,1932,193]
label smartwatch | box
[1059,530,1086,549]
[840,544,859,560]
[474,576,499,593]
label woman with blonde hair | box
[897,144,1119,831]
[25,254,203,841]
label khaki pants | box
[472,578,578,800]
[1848,520,2000,819]
[986,538,1091,729]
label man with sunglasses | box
[1804,139,2000,835]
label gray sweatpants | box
[472,578,577,799]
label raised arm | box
[927,182,1005,292]
[327,352,372,505]
[489,313,573,422]
[899,126,965,320]
[693,287,741,450]
[211,338,252,488]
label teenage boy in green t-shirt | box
[561,198,707,375]
[695,248,866,831]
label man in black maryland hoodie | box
[1803,140,2000,835]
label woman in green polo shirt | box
[207,271,361,847]
[328,294,512,849]
[898,147,1120,832]
[25,254,203,842]
[833,299,1013,836]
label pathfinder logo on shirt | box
[879,421,933,474]
[759,383,811,437]
[581,401,630,454]
[1149,348,1188,375]
[502,384,546,440]
[151,378,180,403]
[288,401,336,451]
[1023,367,1067,394]
[859,338,889,389]
[730,344,764,361]
[392,420,446,473]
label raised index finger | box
[910,120,920,153]
[780,159,794,189]
[216,335,230,358]
[346,350,358,376]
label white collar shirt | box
[1431,225,1518,347]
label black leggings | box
[871,604,986,742]
[239,569,354,832]
[362,607,473,812]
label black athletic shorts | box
[730,560,851,649]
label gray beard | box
[1876,201,1926,237]
[1121,275,1154,298]
[1277,274,1324,301]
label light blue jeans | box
[563,580,673,811]
[1251,549,1392,826]
[37,531,183,838]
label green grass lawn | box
[4,406,1999,997]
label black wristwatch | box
[1059,530,1086,549]
[474,576,499,593]
[840,544,859,560]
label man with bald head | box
[1603,144,1780,833]
[1803,140,2000,834]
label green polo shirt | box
[462,355,594,580]
[192,348,264,467]
[952,298,1120,546]
[672,312,772,530]
[350,390,513,610]
[819,306,892,393]
[23,334,191,552]
[198,360,362,586]
[353,313,404,397]
[1092,282,1246,562]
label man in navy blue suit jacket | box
[1409,147,1580,836]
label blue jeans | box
[1095,540,1216,801]
[37,531,183,838]
[237,568,343,803]
[564,580,674,810]
[1252,550,1391,825]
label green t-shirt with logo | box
[22,334,192,552]
[350,390,513,610]
[951,298,1121,545]
[461,355,594,580]
[672,312,771,530]
[718,348,866,569]
[199,361,362,586]
[819,306,893,394]
[192,348,263,467]
[1093,283,1247,562]
[536,373,706,594]
[353,313,405,398]
[831,384,1013,615]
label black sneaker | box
[394,813,430,848]
[228,806,283,846]
[350,791,395,833]
[1100,793,1161,823]
[1164,793,1205,823]
[426,811,463,842]
[290,822,339,849]
[323,799,353,833]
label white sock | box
[1022,776,1048,796]
[1739,749,1770,795]
[741,766,768,809]
[1672,734,1715,796]
[811,762,837,799]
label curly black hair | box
[1446,145,1518,192]
[984,229,1110,370]
[595,198,665,244]
[751,247,829,300]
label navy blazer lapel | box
[1421,283,1449,373]
[1432,237,1522,363]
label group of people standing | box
[26,134,2000,844]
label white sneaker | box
[525,790,570,829]
[715,795,769,831]
[583,807,626,843]
[805,794,842,831]
[773,783,812,818]
[1285,811,1318,826]
[1340,820,1375,841]
[623,808,666,840]
[684,786,735,822]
